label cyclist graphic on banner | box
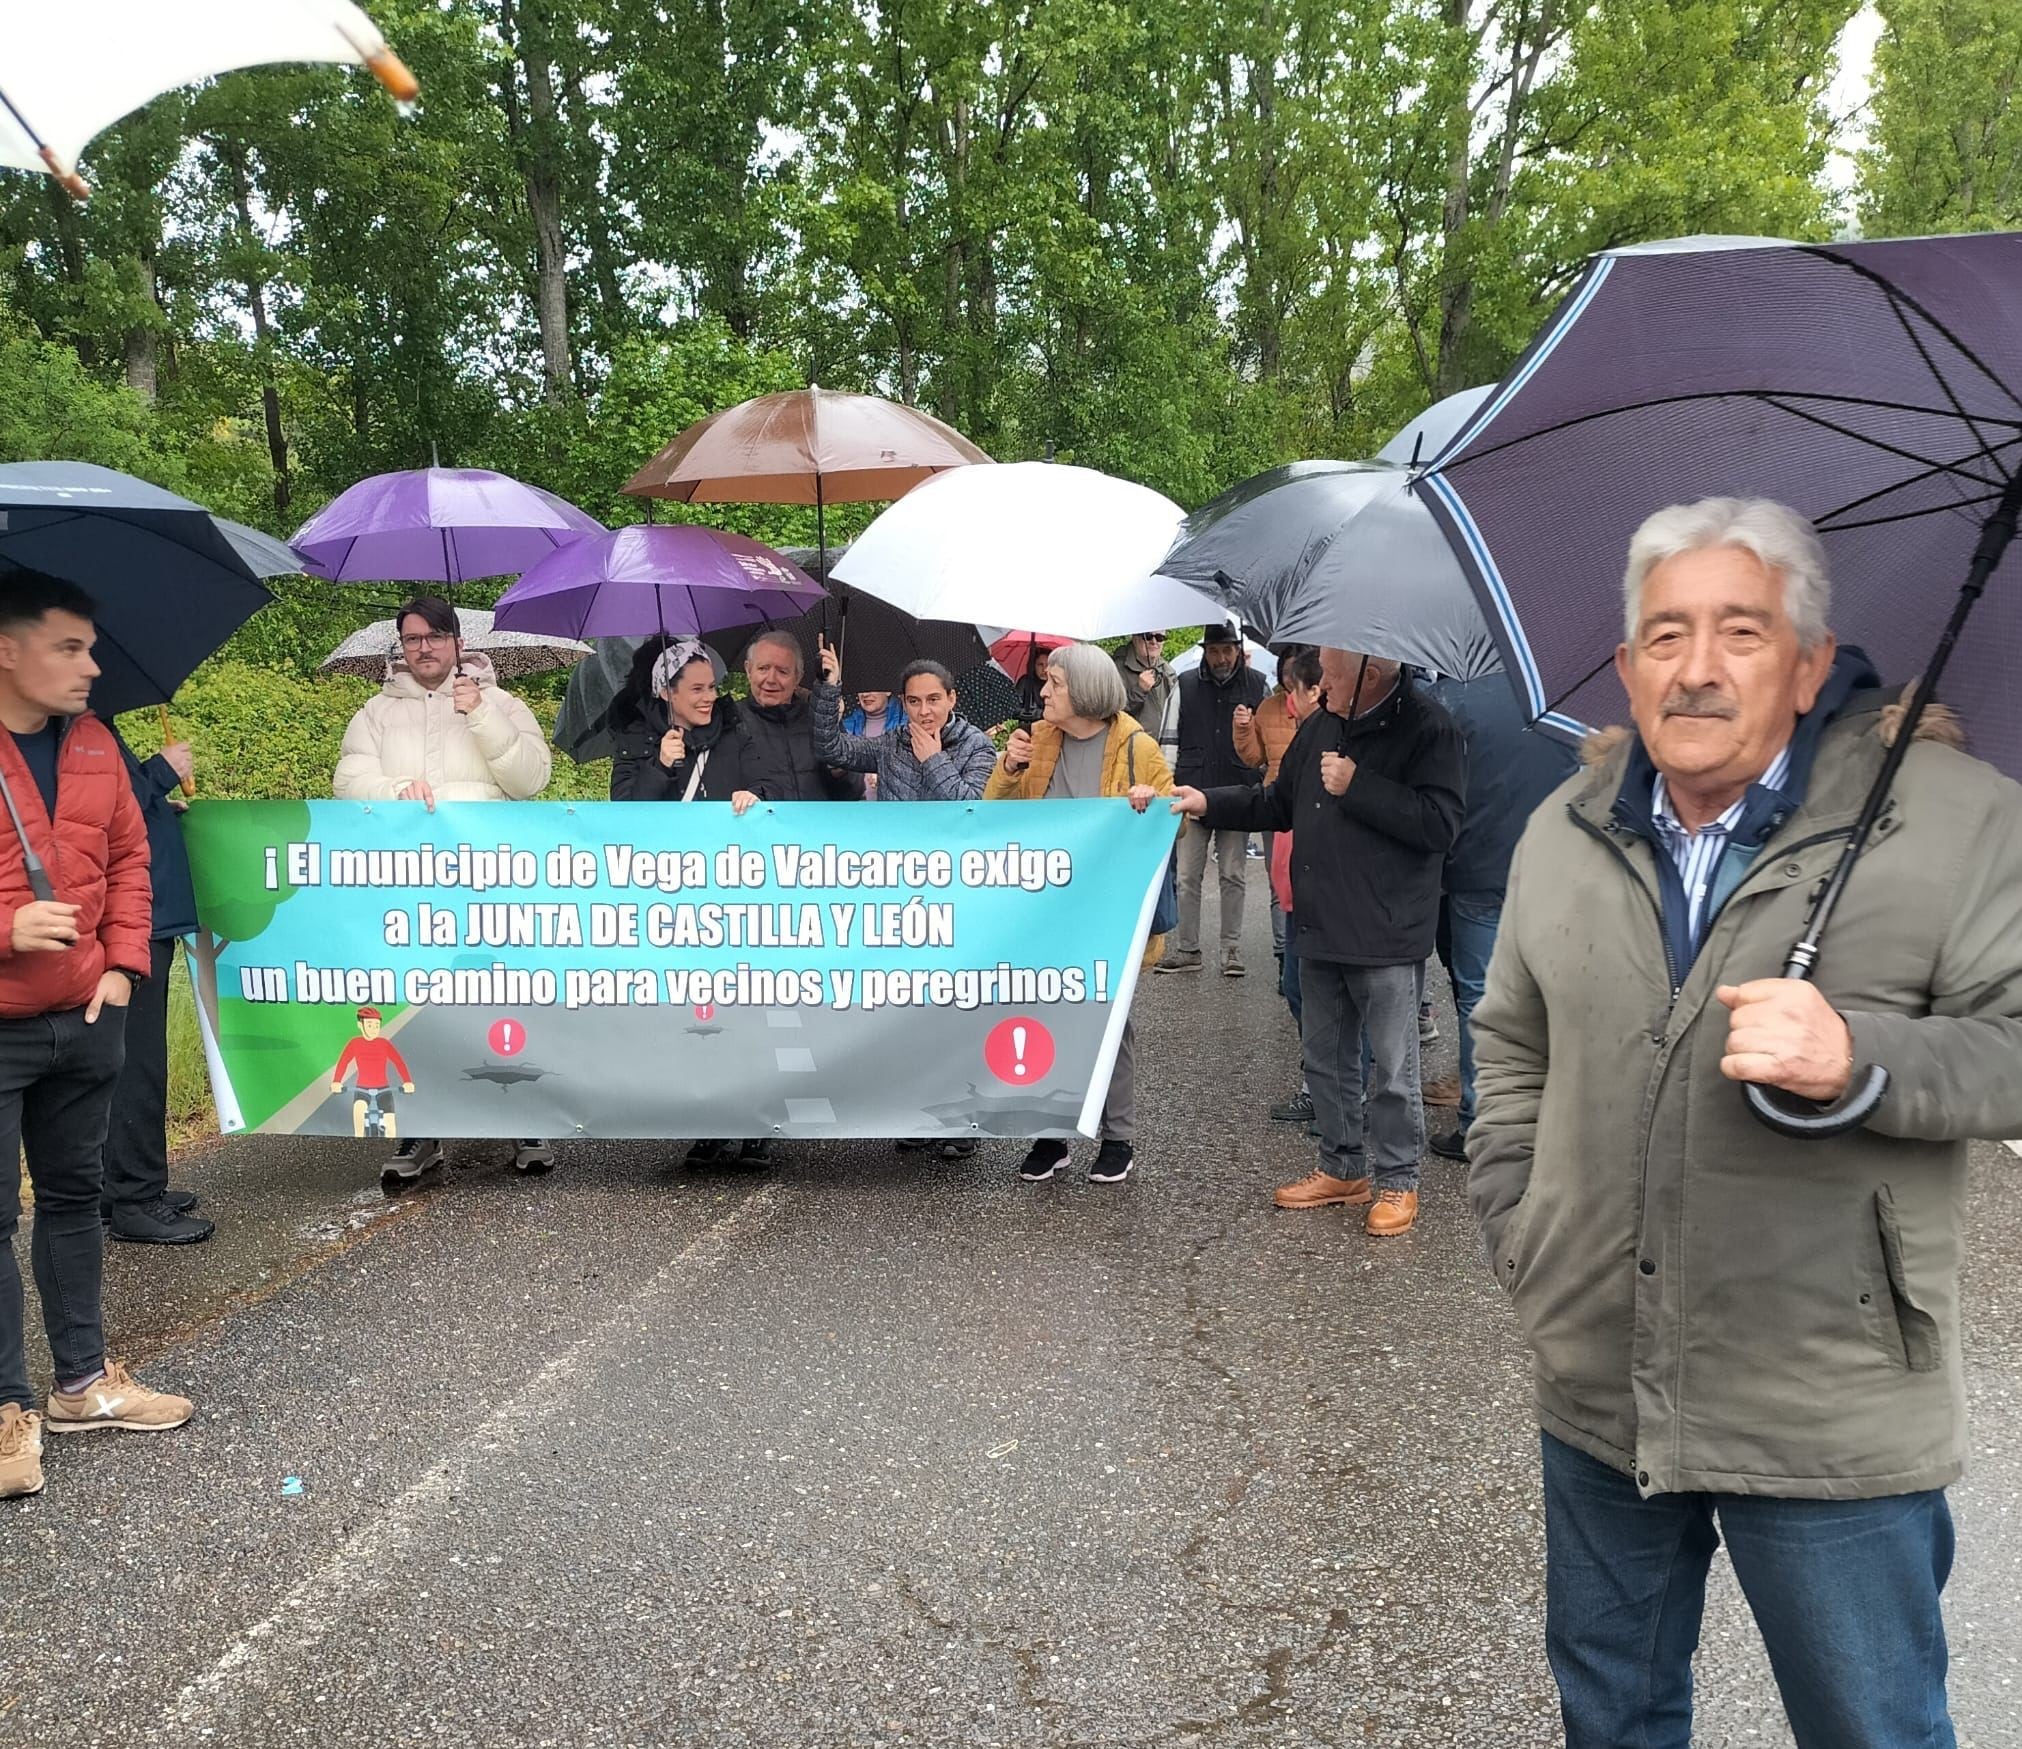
[328,1007,416,1139]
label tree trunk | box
[219,139,291,522]
[502,0,573,405]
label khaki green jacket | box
[1469,690,2022,1498]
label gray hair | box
[1049,642,1129,721]
[1624,498,1831,650]
[745,629,805,678]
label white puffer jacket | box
[333,652,552,803]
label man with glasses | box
[1114,630,1174,734]
[334,596,553,1191]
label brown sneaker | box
[0,1404,43,1498]
[1421,1074,1462,1106]
[1273,1168,1373,1210]
[1366,1189,1420,1236]
[44,1361,194,1435]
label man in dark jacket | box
[738,631,864,803]
[1163,625,1267,975]
[101,727,213,1244]
[1419,673,1578,1161]
[0,570,193,1502]
[1174,646,1463,1235]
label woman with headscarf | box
[606,638,767,1171]
[607,637,764,810]
[983,642,1172,1186]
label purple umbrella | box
[491,524,824,639]
[290,467,605,583]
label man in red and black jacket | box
[0,569,192,1503]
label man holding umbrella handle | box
[1470,498,2022,1748]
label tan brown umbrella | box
[623,385,991,657]
[621,385,990,559]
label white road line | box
[773,1047,817,1073]
[784,1098,836,1123]
[765,1010,803,1029]
[152,1189,779,1742]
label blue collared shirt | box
[1650,744,1791,952]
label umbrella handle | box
[1745,1067,1890,1139]
[158,704,195,798]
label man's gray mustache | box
[1661,690,1739,720]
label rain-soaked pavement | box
[4,885,2020,1747]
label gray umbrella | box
[321,608,591,681]
[1156,461,1500,680]
[216,518,303,577]
[1377,384,1495,467]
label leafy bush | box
[117,661,612,801]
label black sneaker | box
[682,1139,729,1169]
[1088,1142,1134,1183]
[106,1196,215,1246]
[1429,1128,1469,1161]
[1018,1140,1071,1182]
[1269,1089,1314,1124]
[1155,950,1203,974]
[514,1140,556,1176]
[940,1138,979,1160]
[730,1139,774,1169]
[895,1137,938,1153]
[380,1138,443,1194]
[101,1187,200,1223]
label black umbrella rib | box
[1799,245,2022,420]
[1544,647,1621,721]
[1814,485,2012,536]
[1433,390,2015,479]
[1755,395,2009,491]
[1843,260,2016,502]
[1808,432,2022,527]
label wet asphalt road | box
[5,880,2021,1748]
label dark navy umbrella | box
[1414,231,2022,1138]
[0,462,274,716]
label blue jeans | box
[1440,890,1502,1128]
[1280,933,1302,1025]
[1542,1433,1956,1749]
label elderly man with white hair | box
[1469,497,2022,1748]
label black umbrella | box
[0,461,273,716]
[1158,461,1500,678]
[702,546,988,694]
[1415,231,2022,1138]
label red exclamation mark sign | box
[694,1003,716,1023]
[984,1017,1055,1085]
[487,1017,526,1057]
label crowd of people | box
[3,492,2020,1749]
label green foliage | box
[1860,0,2022,235]
[0,0,1909,554]
[118,662,610,803]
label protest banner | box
[181,799,1178,1141]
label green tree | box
[1860,0,2022,234]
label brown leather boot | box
[1273,1168,1373,1210]
[1366,1189,1420,1236]
[1421,1074,1461,1106]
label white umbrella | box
[0,1,416,198]
[832,462,1219,640]
[320,609,590,683]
